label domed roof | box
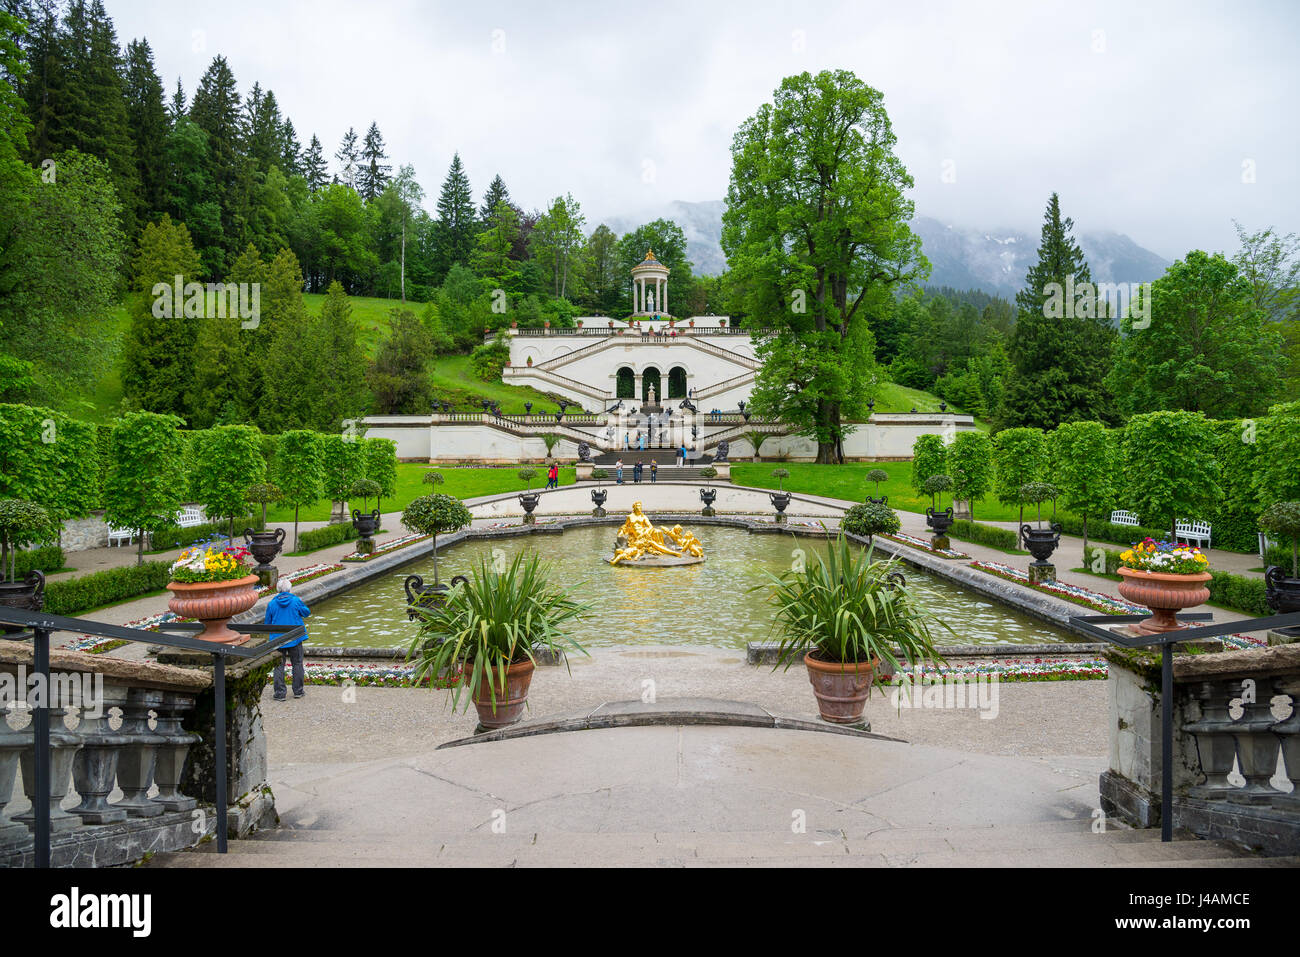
[630,248,669,275]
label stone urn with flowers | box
[1116,538,1212,635]
[166,543,260,645]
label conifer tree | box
[335,126,359,190]
[479,173,511,222]
[999,193,1117,429]
[122,38,170,221]
[358,121,390,201]
[302,134,327,192]
[433,152,475,282]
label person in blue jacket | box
[265,578,310,700]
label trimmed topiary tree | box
[245,482,282,529]
[841,500,900,544]
[1121,410,1221,542]
[770,468,790,491]
[189,425,267,542]
[1019,481,1060,529]
[947,431,994,519]
[518,468,538,489]
[103,411,188,566]
[922,473,953,512]
[402,493,473,584]
[0,499,57,583]
[865,468,890,501]
[1052,421,1117,560]
[911,434,947,494]
[274,430,323,552]
[993,427,1047,541]
[351,479,382,513]
[363,437,399,515]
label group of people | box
[614,459,659,484]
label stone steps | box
[149,821,1266,868]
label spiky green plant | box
[755,532,950,675]
[406,550,592,714]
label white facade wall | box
[361,414,977,463]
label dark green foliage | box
[469,337,511,382]
[841,501,900,540]
[1206,571,1270,617]
[948,520,1021,552]
[294,521,359,553]
[148,515,258,552]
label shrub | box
[841,502,900,541]
[294,522,360,553]
[1207,571,1270,617]
[44,562,172,616]
[13,544,65,577]
[948,520,1021,552]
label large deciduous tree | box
[1107,250,1283,418]
[1050,420,1117,560]
[721,70,926,462]
[1120,411,1220,541]
[103,411,187,565]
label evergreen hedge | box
[44,562,172,616]
[294,522,360,553]
[948,519,1021,552]
[13,545,66,577]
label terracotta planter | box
[467,657,535,729]
[804,651,878,724]
[166,575,260,645]
[1117,568,1212,635]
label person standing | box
[546,462,559,490]
[616,459,624,484]
[677,443,686,466]
[634,460,643,483]
[265,579,310,700]
[650,461,658,483]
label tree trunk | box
[432,534,439,584]
[137,534,143,567]
[400,220,407,303]
[293,506,300,552]
[1082,515,1090,568]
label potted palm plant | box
[407,550,591,729]
[759,533,948,724]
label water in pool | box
[304,526,1069,650]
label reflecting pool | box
[305,526,1071,650]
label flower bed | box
[1119,538,1211,574]
[969,560,1265,651]
[879,657,1109,683]
[341,533,431,562]
[880,532,971,560]
[296,661,461,689]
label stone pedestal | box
[522,513,536,525]
[17,705,83,833]
[713,463,731,482]
[575,462,594,482]
[152,693,200,812]
[354,539,375,556]
[1028,563,1056,584]
[253,565,278,590]
[0,709,31,843]
[930,535,950,551]
[1268,628,1300,647]
[111,688,165,818]
[69,683,130,824]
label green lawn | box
[264,464,576,524]
[729,462,1057,523]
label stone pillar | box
[152,693,200,812]
[18,695,83,833]
[111,687,166,818]
[69,682,130,824]
[663,279,668,315]
[0,706,29,843]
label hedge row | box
[294,522,360,553]
[149,515,260,552]
[44,561,172,616]
[1056,515,1170,548]
[12,545,66,578]
[948,520,1021,552]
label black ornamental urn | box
[351,508,381,554]
[700,487,718,517]
[0,570,44,635]
[1265,566,1300,637]
[404,573,469,621]
[1021,523,1063,583]
[519,492,541,525]
[243,526,286,588]
[925,506,954,550]
[770,491,792,523]
[591,487,608,518]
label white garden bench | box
[107,526,136,547]
[1175,519,1212,550]
[1110,510,1140,527]
[175,506,204,528]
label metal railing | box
[1068,608,1300,841]
[0,605,302,867]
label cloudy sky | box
[110,0,1299,260]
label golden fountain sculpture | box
[608,502,706,567]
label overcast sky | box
[108,0,1299,260]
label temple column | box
[663,280,668,316]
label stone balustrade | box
[0,639,276,867]
[1101,643,1299,854]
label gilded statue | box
[609,503,705,566]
